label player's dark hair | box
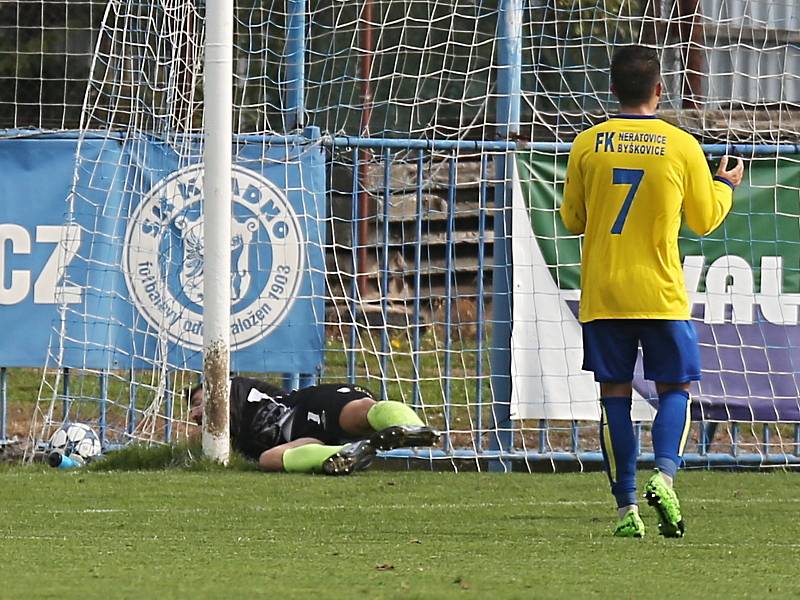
[610,45,661,106]
[186,384,203,405]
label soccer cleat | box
[644,471,686,538]
[370,425,440,451]
[613,509,646,538]
[322,440,376,476]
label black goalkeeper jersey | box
[229,377,376,461]
[229,377,296,461]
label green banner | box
[517,152,800,294]
[513,151,800,422]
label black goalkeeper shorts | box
[287,384,375,445]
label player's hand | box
[716,155,744,187]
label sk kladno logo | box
[123,164,305,351]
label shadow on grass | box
[88,442,259,472]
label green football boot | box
[613,509,646,538]
[643,471,685,538]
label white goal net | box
[1,0,795,465]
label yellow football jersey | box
[560,115,733,322]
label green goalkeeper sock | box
[282,444,344,473]
[367,401,424,431]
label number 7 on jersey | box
[610,168,644,234]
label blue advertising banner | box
[0,133,326,373]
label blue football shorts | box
[581,319,701,384]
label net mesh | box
[1,0,795,465]
[3,1,798,137]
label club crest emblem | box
[123,164,305,351]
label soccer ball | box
[48,423,102,463]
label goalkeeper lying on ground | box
[188,377,439,475]
[560,45,744,538]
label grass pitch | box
[1,468,798,599]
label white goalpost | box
[202,0,234,463]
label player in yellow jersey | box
[560,46,744,538]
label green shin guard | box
[282,444,344,473]
[367,400,424,431]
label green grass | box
[1,468,799,599]
[4,367,41,405]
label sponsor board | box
[0,135,326,372]
[512,152,800,422]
